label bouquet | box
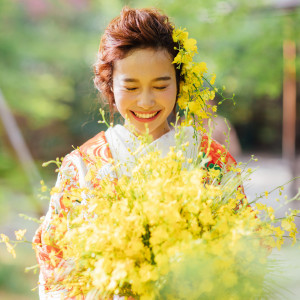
[35,129,298,299]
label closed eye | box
[154,86,167,90]
[126,87,138,91]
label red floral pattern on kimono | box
[200,134,246,204]
[200,134,236,169]
[33,131,237,299]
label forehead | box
[113,48,175,79]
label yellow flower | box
[193,62,208,74]
[172,28,189,43]
[15,229,26,241]
[255,203,267,211]
[273,226,284,238]
[199,206,215,226]
[111,262,128,281]
[0,233,9,243]
[172,52,183,65]
[267,207,275,220]
[183,38,197,53]
[5,242,16,258]
[139,263,158,282]
[210,73,216,85]
[188,101,199,114]
[1,234,16,258]
[209,90,216,100]
[150,227,169,246]
[276,238,284,250]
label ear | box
[112,102,118,112]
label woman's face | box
[112,48,177,140]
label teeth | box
[134,112,158,119]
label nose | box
[137,90,155,109]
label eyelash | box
[125,86,167,91]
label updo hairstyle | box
[93,7,182,115]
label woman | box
[33,7,235,299]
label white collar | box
[105,124,199,177]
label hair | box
[93,7,182,117]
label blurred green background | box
[0,0,299,299]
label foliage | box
[1,0,300,159]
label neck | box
[124,122,171,141]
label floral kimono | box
[33,125,236,299]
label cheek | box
[163,87,177,106]
[114,92,131,114]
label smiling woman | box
[33,6,238,300]
[112,48,177,140]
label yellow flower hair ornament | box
[172,27,233,128]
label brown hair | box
[93,7,182,117]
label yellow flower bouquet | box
[40,132,298,300]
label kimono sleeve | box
[32,151,85,299]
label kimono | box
[33,125,236,299]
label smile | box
[130,110,161,122]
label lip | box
[130,110,161,123]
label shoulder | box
[199,134,236,169]
[59,131,112,172]
[78,131,112,165]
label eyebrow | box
[153,76,171,82]
[123,78,138,82]
[123,76,171,83]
